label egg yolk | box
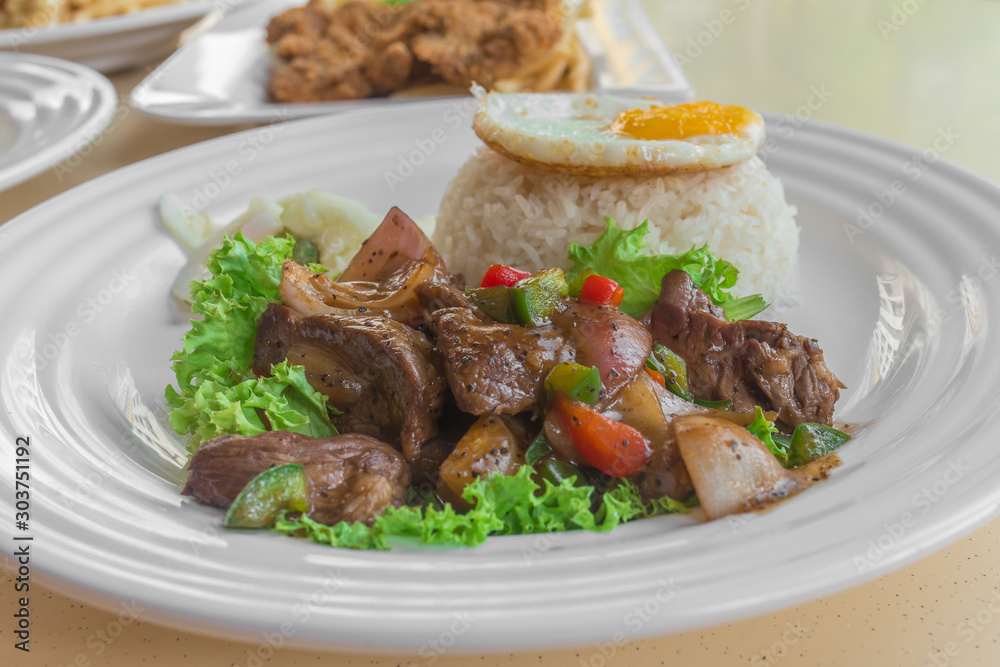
[611,101,755,141]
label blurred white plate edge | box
[0,52,117,192]
[0,0,216,74]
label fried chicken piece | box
[266,0,564,102]
[406,0,561,87]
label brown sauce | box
[746,451,844,515]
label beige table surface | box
[3,1,1000,665]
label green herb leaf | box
[747,406,789,467]
[720,294,769,321]
[271,466,689,551]
[566,218,767,320]
[166,360,338,450]
[165,233,337,449]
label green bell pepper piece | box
[694,398,734,410]
[646,344,692,401]
[537,459,590,489]
[525,433,555,467]
[511,268,569,326]
[788,423,851,467]
[468,268,569,326]
[567,268,599,298]
[225,463,309,529]
[467,286,517,323]
[544,362,602,406]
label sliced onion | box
[673,415,792,520]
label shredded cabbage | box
[276,191,380,275]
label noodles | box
[494,1,593,94]
[390,34,592,99]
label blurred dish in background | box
[265,0,592,102]
[0,0,214,73]
[0,0,193,29]
[0,51,116,192]
[130,0,693,124]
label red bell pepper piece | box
[578,275,624,307]
[550,393,651,477]
[479,264,532,288]
[643,366,666,387]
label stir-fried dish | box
[169,206,849,550]
[266,0,592,102]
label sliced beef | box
[650,270,843,428]
[428,307,574,415]
[254,303,447,461]
[549,301,652,405]
[427,295,652,416]
[182,431,409,526]
[278,207,448,328]
[416,281,487,321]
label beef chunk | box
[254,303,447,461]
[428,307,574,415]
[416,281,486,320]
[650,270,843,428]
[427,296,653,416]
[183,431,409,526]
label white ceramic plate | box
[1,102,999,653]
[0,1,214,74]
[0,52,117,192]
[130,0,693,125]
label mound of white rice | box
[433,148,798,300]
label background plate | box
[0,1,214,74]
[130,0,694,125]
[0,103,999,652]
[0,52,117,192]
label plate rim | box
[0,51,118,192]
[0,0,215,47]
[2,105,1000,651]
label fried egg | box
[472,93,765,176]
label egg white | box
[472,92,765,176]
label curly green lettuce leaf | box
[566,218,767,320]
[166,360,337,449]
[171,232,293,386]
[747,406,789,467]
[272,466,689,551]
[166,233,337,449]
